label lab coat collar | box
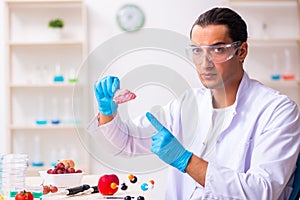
[202,72,252,114]
[235,71,250,104]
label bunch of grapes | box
[46,162,82,174]
[42,184,58,194]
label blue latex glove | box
[146,112,193,173]
[94,76,120,116]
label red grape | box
[56,162,65,170]
[46,161,83,174]
[67,167,75,173]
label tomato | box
[15,190,34,200]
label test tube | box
[271,53,280,80]
[62,97,72,124]
[31,136,44,167]
[51,97,60,125]
[36,95,47,125]
[68,68,78,83]
[53,64,64,83]
[49,148,57,167]
[282,49,295,80]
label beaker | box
[0,154,29,197]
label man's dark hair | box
[190,7,248,42]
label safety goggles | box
[185,41,242,64]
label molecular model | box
[98,173,155,199]
[120,174,154,200]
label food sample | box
[98,174,119,195]
[42,184,58,195]
[113,89,136,104]
[46,160,82,174]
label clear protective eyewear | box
[185,41,242,64]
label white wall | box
[84,1,221,197]
[0,0,220,197]
[86,0,220,50]
[85,0,222,90]
[0,0,221,154]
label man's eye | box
[213,47,226,54]
[192,47,202,54]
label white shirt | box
[200,105,235,161]
[88,72,300,200]
[191,105,236,200]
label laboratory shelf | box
[225,0,300,107]
[5,0,89,174]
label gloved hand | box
[146,112,193,173]
[94,76,120,116]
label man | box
[88,7,300,199]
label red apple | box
[59,159,75,168]
[98,174,119,195]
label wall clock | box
[116,4,145,32]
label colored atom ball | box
[130,176,137,183]
[98,174,119,195]
[124,196,132,200]
[140,183,148,191]
[148,179,155,189]
[137,196,145,200]
[120,183,128,190]
[128,174,137,183]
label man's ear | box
[238,42,248,63]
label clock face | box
[116,4,145,32]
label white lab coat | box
[88,72,300,200]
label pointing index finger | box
[146,112,164,132]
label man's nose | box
[199,53,214,69]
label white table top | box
[25,175,155,200]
